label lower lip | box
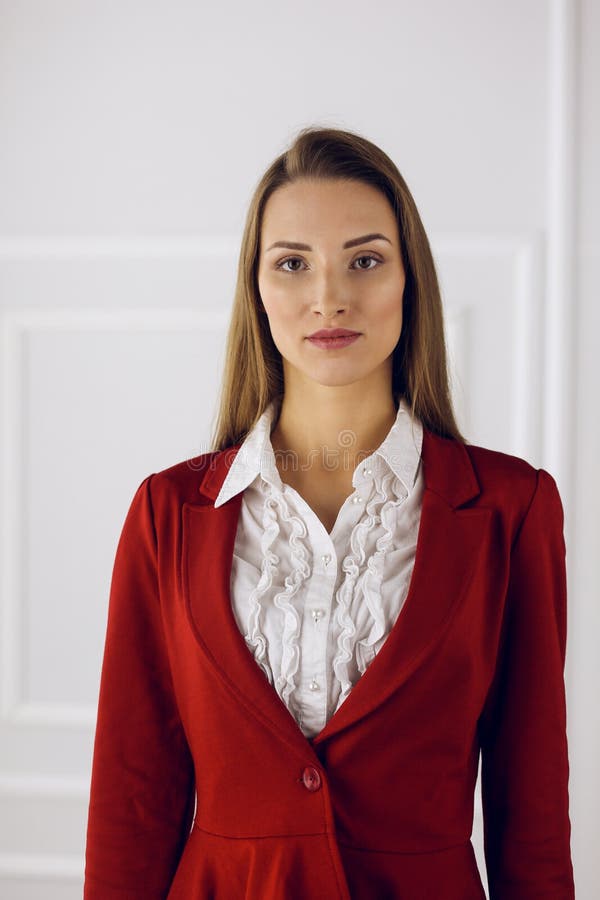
[307,334,361,349]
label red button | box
[302,766,322,792]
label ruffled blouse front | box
[214,396,424,739]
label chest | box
[279,470,355,535]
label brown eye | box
[275,257,305,273]
[353,255,381,270]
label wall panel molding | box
[545,0,579,520]
[0,306,230,727]
[0,853,82,880]
[0,235,240,260]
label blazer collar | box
[182,427,487,757]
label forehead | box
[260,178,397,240]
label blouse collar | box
[214,394,423,508]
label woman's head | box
[257,177,405,403]
[210,125,465,451]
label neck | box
[270,372,399,477]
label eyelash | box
[274,253,382,274]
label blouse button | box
[302,766,322,792]
[309,679,320,691]
[363,467,372,476]
[352,495,362,504]
[321,553,331,566]
[311,608,324,623]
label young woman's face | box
[257,178,405,391]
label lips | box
[307,329,361,339]
[306,332,361,349]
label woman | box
[84,126,575,898]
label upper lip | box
[307,328,361,339]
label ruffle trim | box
[331,465,409,712]
[241,463,414,721]
[242,478,311,716]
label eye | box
[274,253,382,273]
[353,254,381,270]
[275,256,306,273]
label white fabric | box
[214,395,424,739]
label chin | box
[282,354,377,386]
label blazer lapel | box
[181,428,491,751]
[181,449,317,759]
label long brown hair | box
[209,125,465,452]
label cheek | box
[262,299,293,326]
[261,299,298,350]
[261,285,301,328]
[373,290,403,327]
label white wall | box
[568,0,600,890]
[0,1,597,897]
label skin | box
[257,178,406,499]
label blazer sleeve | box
[84,474,196,898]
[478,468,575,899]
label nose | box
[311,272,348,319]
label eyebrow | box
[265,232,393,252]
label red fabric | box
[83,430,575,899]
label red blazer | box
[84,429,575,899]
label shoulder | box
[156,449,224,497]
[461,439,562,532]
[464,441,537,493]
[424,428,541,508]
[129,450,226,520]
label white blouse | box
[214,395,425,739]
